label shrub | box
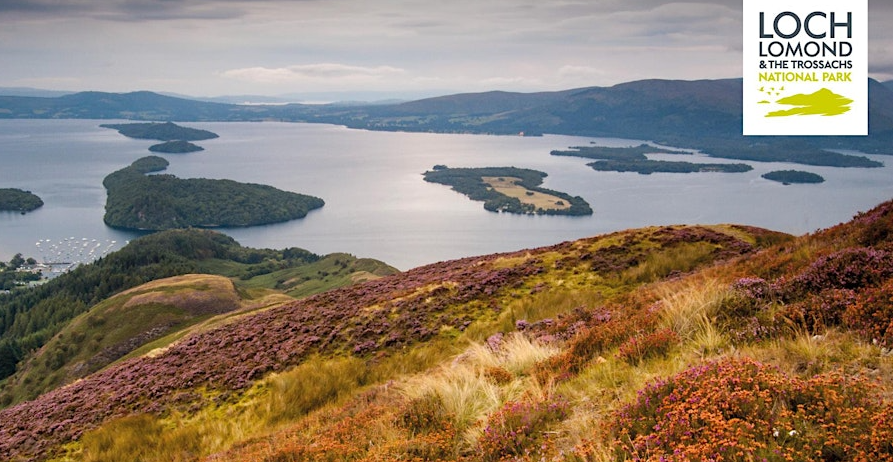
[844,279,893,347]
[399,393,455,436]
[610,357,889,462]
[787,247,893,296]
[616,328,679,365]
[396,394,461,460]
[784,288,856,332]
[478,397,569,461]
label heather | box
[609,358,893,461]
[2,200,893,461]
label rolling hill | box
[1,197,892,461]
[0,229,397,406]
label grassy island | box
[148,140,204,153]
[103,156,324,230]
[100,122,219,141]
[423,166,592,216]
[0,188,43,213]
[761,170,826,184]
[553,144,753,175]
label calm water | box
[2,119,892,270]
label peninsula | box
[103,156,324,230]
[423,166,592,216]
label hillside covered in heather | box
[2,199,893,461]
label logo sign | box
[743,0,867,135]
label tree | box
[9,255,24,271]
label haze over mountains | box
[3,78,893,162]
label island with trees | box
[423,166,592,216]
[148,140,204,153]
[551,143,690,161]
[552,144,753,175]
[761,170,826,185]
[103,156,324,230]
[0,188,43,213]
[100,122,219,141]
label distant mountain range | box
[2,78,892,165]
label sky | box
[1,0,892,99]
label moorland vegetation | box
[1,197,893,461]
[0,229,396,405]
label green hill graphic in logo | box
[765,88,853,117]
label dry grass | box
[400,333,561,449]
[656,275,728,342]
[482,176,571,210]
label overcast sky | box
[2,0,892,98]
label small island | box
[761,170,825,185]
[100,121,219,141]
[551,143,689,161]
[552,143,753,175]
[588,159,753,175]
[0,188,43,213]
[423,166,592,216]
[148,140,204,153]
[103,156,324,231]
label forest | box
[550,143,688,161]
[0,229,325,388]
[0,188,43,213]
[761,169,826,184]
[551,144,754,174]
[587,159,753,174]
[102,156,325,230]
[148,140,204,153]
[100,121,219,141]
[0,254,40,291]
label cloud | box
[558,65,606,78]
[221,63,406,85]
[0,0,252,21]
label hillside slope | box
[0,229,397,406]
[2,199,893,461]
